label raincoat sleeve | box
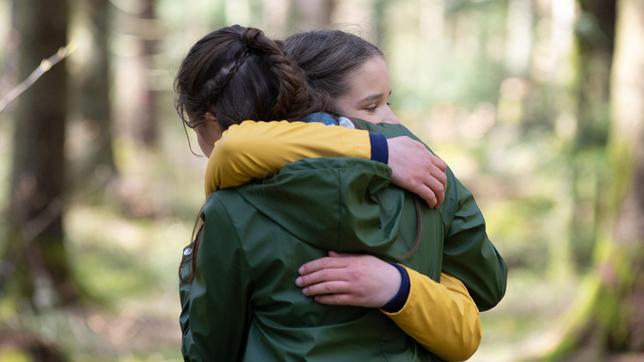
[205,120,372,195]
[382,270,481,361]
[441,170,508,311]
[181,196,252,361]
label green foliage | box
[0,349,30,362]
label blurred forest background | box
[0,0,642,361]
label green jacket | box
[179,123,507,361]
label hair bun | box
[240,27,262,48]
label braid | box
[200,47,250,108]
[269,50,312,117]
[240,27,316,118]
[175,25,324,134]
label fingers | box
[313,294,356,306]
[431,154,448,172]
[414,183,438,208]
[295,268,348,288]
[430,163,448,189]
[298,256,349,274]
[301,281,351,297]
[425,174,445,207]
[422,159,446,207]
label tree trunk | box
[78,0,117,178]
[569,0,617,271]
[135,0,159,148]
[547,0,644,358]
[4,0,78,307]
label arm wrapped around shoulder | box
[204,120,371,195]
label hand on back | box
[295,251,401,308]
[387,136,447,208]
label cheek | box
[331,96,353,116]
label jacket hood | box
[234,158,407,255]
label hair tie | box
[240,27,262,49]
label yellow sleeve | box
[204,120,371,196]
[381,269,482,361]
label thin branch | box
[0,43,76,113]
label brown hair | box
[175,25,324,280]
[175,25,322,130]
[284,30,383,110]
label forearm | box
[205,121,385,195]
[381,269,481,361]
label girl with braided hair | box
[177,25,495,361]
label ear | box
[204,112,217,124]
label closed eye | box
[364,104,378,112]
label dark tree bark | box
[569,0,618,270]
[547,0,644,358]
[135,0,159,148]
[574,0,616,147]
[78,0,117,177]
[3,0,78,307]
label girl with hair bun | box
[177,25,505,361]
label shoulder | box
[202,189,245,218]
[199,190,249,243]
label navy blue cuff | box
[369,132,389,164]
[381,263,411,313]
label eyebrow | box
[358,90,392,104]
